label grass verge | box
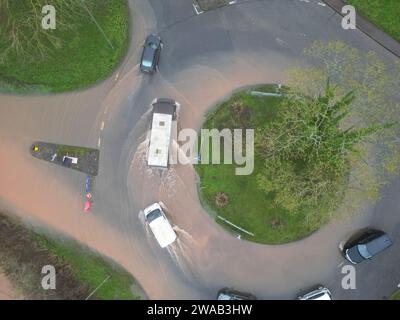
[346,0,400,42]
[196,85,318,244]
[0,0,129,93]
[34,235,145,300]
[392,290,400,300]
[0,212,146,299]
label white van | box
[143,202,177,248]
[147,98,178,168]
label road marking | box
[100,121,105,131]
[318,2,326,6]
[337,261,345,268]
[85,275,111,300]
[192,2,203,15]
[217,215,255,236]
[97,138,101,148]
[276,37,289,47]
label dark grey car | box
[342,229,393,264]
[140,34,162,74]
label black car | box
[216,288,257,300]
[140,34,162,73]
[341,229,393,264]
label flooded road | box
[0,0,398,299]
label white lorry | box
[143,202,177,248]
[147,98,178,168]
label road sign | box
[85,175,91,193]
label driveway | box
[0,0,398,299]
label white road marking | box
[318,2,326,6]
[337,261,345,268]
[276,37,289,47]
[97,138,101,148]
[192,3,203,15]
[100,121,105,131]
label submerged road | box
[0,0,398,299]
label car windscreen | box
[142,59,152,68]
[146,209,162,223]
[357,244,372,259]
[148,42,158,49]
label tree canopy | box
[256,80,390,222]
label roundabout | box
[195,84,319,245]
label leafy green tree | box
[278,41,400,222]
[256,81,390,221]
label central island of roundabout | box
[194,83,385,244]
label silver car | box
[298,286,332,300]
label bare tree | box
[0,0,86,62]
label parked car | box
[143,202,177,248]
[217,288,257,300]
[140,34,162,73]
[297,286,332,300]
[341,228,393,264]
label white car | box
[297,286,332,300]
[143,203,177,248]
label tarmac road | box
[0,0,398,299]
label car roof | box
[148,216,176,248]
[365,233,392,256]
[143,45,156,62]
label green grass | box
[0,0,129,93]
[346,0,400,42]
[56,144,91,157]
[392,290,400,300]
[0,212,145,299]
[35,235,145,300]
[196,85,317,244]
